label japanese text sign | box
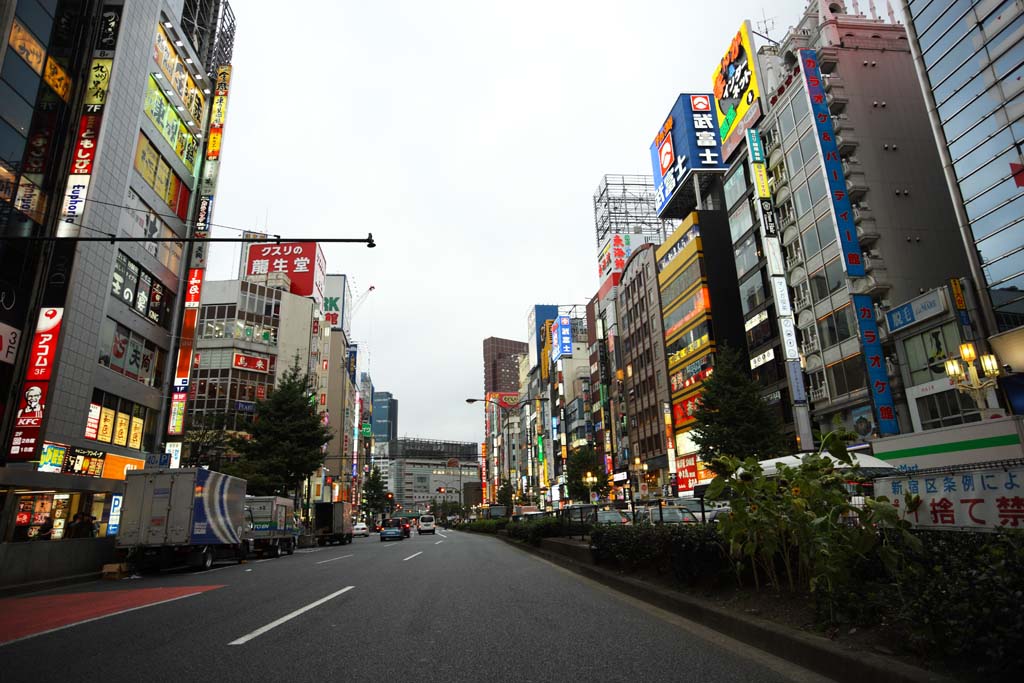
[713,21,763,160]
[852,293,899,435]
[650,93,727,217]
[184,268,203,308]
[232,352,269,373]
[552,316,574,361]
[878,465,1024,530]
[245,241,326,301]
[598,234,632,284]
[885,289,947,333]
[798,49,866,277]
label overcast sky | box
[207,0,809,444]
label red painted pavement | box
[0,585,224,645]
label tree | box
[361,467,388,519]
[565,444,611,502]
[224,360,333,509]
[496,479,515,515]
[691,345,787,462]
[183,412,230,469]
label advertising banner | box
[677,454,699,493]
[551,316,574,361]
[38,442,67,473]
[650,93,727,216]
[102,453,144,480]
[7,308,63,461]
[597,233,632,287]
[877,464,1024,530]
[143,75,198,172]
[153,24,205,122]
[167,392,187,435]
[886,289,946,333]
[852,294,899,435]
[62,447,105,476]
[245,242,326,301]
[713,21,764,160]
[797,49,865,277]
[673,392,702,429]
[184,268,203,308]
[232,352,270,373]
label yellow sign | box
[949,278,967,310]
[143,76,197,171]
[98,407,115,443]
[153,24,205,122]
[712,21,761,151]
[113,412,130,447]
[44,57,71,102]
[134,134,158,186]
[85,58,113,106]
[128,417,144,450]
[9,20,44,75]
[752,162,771,199]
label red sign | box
[71,114,102,175]
[233,352,269,373]
[673,392,702,428]
[26,308,63,381]
[84,402,101,440]
[257,384,266,400]
[173,308,197,389]
[658,137,674,175]
[8,308,64,461]
[488,392,521,410]
[677,454,699,493]
[184,268,203,308]
[245,242,326,301]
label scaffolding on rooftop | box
[592,174,676,250]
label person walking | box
[66,512,85,538]
[35,516,54,540]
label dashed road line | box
[316,554,353,565]
[229,586,354,645]
[402,552,423,562]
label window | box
[828,354,867,396]
[97,318,164,388]
[729,200,754,243]
[786,144,804,174]
[917,390,981,430]
[807,168,827,205]
[734,234,760,277]
[818,305,855,348]
[739,272,766,316]
[825,258,846,294]
[799,130,818,168]
[661,258,703,307]
[902,322,961,385]
[110,251,174,328]
[790,87,810,124]
[746,314,773,349]
[723,166,748,209]
[793,182,813,216]
[778,102,795,138]
[84,389,154,452]
[802,222,821,257]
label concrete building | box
[378,437,477,510]
[482,336,527,394]
[901,0,1024,412]
[718,4,970,442]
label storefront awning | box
[0,467,126,495]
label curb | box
[0,572,102,598]
[495,534,953,683]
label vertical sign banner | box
[852,295,899,435]
[7,308,63,461]
[551,316,574,361]
[797,49,865,277]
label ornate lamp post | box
[943,342,1002,419]
[584,471,598,504]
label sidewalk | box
[496,533,954,683]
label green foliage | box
[461,519,506,533]
[565,444,610,503]
[224,359,332,500]
[183,412,229,468]
[506,516,562,545]
[691,345,787,462]
[588,524,729,582]
[361,467,388,517]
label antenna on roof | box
[755,8,777,43]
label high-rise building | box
[901,0,1024,408]
[372,391,398,442]
[717,5,971,442]
[482,336,527,394]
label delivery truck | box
[116,468,251,570]
[247,495,297,557]
[314,501,353,545]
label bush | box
[462,519,506,533]
[667,524,730,586]
[506,516,563,545]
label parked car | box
[703,508,731,524]
[633,506,699,525]
[418,515,436,534]
[380,519,404,542]
[594,510,630,525]
[353,522,370,537]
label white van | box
[418,515,436,535]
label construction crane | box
[352,284,375,317]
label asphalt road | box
[0,529,833,682]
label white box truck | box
[116,468,251,570]
[247,495,297,557]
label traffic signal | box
[436,487,446,494]
[386,492,393,500]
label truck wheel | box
[271,543,281,558]
[200,547,213,571]
[285,540,295,555]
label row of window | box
[660,257,703,307]
[97,318,166,388]
[110,251,175,329]
[199,319,278,345]
[85,388,157,453]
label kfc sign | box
[245,242,326,301]
[233,352,269,373]
[7,308,64,461]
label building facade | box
[482,336,527,394]
[371,391,397,442]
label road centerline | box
[315,554,353,565]
[228,586,354,645]
[434,540,444,545]
[402,551,423,561]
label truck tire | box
[270,543,281,558]
[285,539,295,555]
[200,547,213,571]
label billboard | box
[527,304,559,369]
[597,233,632,287]
[7,308,63,461]
[321,274,353,333]
[551,316,574,361]
[712,21,763,160]
[650,94,727,216]
[245,242,327,301]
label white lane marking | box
[228,586,354,645]
[434,540,444,545]
[316,554,353,565]
[437,532,448,538]
[254,559,272,563]
[402,552,423,561]
[0,591,205,648]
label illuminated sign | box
[752,162,770,199]
[797,49,865,277]
[85,58,113,109]
[886,289,946,333]
[102,454,143,480]
[713,21,763,160]
[245,242,327,301]
[38,442,67,473]
[172,308,197,390]
[62,447,105,477]
[552,316,574,361]
[746,129,765,164]
[780,318,800,361]
[184,268,203,308]
[98,407,115,442]
[673,393,702,429]
[153,24,205,122]
[232,352,269,373]
[750,346,775,370]
[107,494,123,535]
[7,308,63,462]
[650,94,727,216]
[168,392,187,435]
[143,76,198,172]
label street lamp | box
[465,397,549,505]
[584,471,598,504]
[633,456,648,503]
[944,342,1002,419]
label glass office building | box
[903,0,1024,334]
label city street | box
[0,530,830,682]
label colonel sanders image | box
[17,386,44,419]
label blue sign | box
[852,294,899,435]
[797,49,865,278]
[552,316,574,361]
[107,494,123,536]
[885,290,946,333]
[746,129,765,164]
[346,344,358,384]
[650,93,727,216]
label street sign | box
[360,423,371,437]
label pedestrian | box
[66,512,84,538]
[87,515,99,537]
[35,516,54,541]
